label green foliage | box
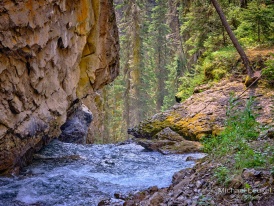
[162,57,180,110]
[175,66,205,101]
[235,149,265,169]
[203,95,274,186]
[203,96,259,156]
[203,47,237,81]
[104,0,184,142]
[214,166,230,185]
[181,1,224,54]
[236,2,274,45]
[262,56,274,86]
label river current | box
[0,140,205,206]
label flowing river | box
[0,140,205,206]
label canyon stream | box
[0,140,205,206]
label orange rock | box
[0,0,119,174]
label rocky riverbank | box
[115,77,274,206]
[121,136,274,206]
[128,78,273,154]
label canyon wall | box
[0,0,119,174]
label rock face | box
[128,79,274,152]
[0,0,119,174]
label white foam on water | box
[0,141,206,206]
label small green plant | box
[262,57,274,86]
[214,166,230,185]
[235,149,265,169]
[176,66,205,101]
[203,96,259,156]
[244,183,251,190]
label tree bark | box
[211,0,253,77]
[131,1,142,124]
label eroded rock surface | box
[128,79,274,152]
[0,0,119,174]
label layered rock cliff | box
[0,0,119,174]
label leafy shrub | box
[176,66,205,102]
[262,57,274,86]
[203,96,259,156]
[203,95,274,185]
[214,166,230,185]
[202,47,238,81]
[235,149,265,169]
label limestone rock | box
[0,0,119,174]
[136,127,202,154]
[128,79,274,142]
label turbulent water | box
[0,140,205,206]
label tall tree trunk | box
[257,20,261,42]
[131,2,142,124]
[168,0,188,73]
[102,87,110,143]
[240,0,248,8]
[156,44,164,111]
[211,0,253,77]
[124,60,130,139]
[123,19,131,138]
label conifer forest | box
[101,0,274,143]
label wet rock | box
[59,103,92,144]
[98,198,124,206]
[114,193,127,200]
[147,192,164,205]
[116,138,135,145]
[149,186,159,193]
[186,156,199,161]
[135,127,202,154]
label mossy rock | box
[129,78,274,147]
[135,128,203,154]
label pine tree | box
[211,0,253,77]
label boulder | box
[136,127,202,154]
[59,103,93,144]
